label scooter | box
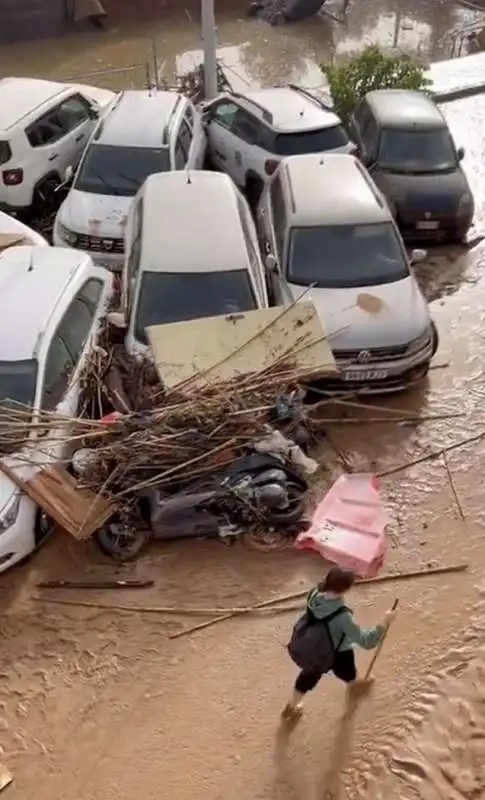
[73,426,316,561]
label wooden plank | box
[147,302,337,390]
[0,462,116,540]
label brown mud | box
[2,25,485,800]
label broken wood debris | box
[0,462,116,540]
[36,563,468,635]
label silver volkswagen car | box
[256,152,438,393]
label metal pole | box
[201,0,218,99]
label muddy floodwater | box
[1,0,485,89]
[3,9,485,800]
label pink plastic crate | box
[295,474,389,578]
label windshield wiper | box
[94,173,121,196]
[117,172,140,189]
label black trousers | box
[295,649,357,694]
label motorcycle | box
[73,425,317,561]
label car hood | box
[58,190,133,239]
[375,168,469,211]
[287,277,430,351]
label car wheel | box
[34,508,55,547]
[32,177,60,218]
[431,321,439,357]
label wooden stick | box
[363,598,399,681]
[442,452,466,521]
[35,563,468,622]
[377,431,485,478]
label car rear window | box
[0,141,12,165]
[273,125,350,156]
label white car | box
[119,170,268,359]
[0,77,115,214]
[0,246,112,573]
[0,209,49,248]
[54,90,207,272]
[257,153,438,393]
[202,84,355,205]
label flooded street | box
[2,5,485,799]
[0,0,484,90]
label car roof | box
[96,90,183,147]
[0,246,89,361]
[237,86,341,132]
[282,153,391,226]
[365,90,445,130]
[139,171,251,274]
[0,77,70,133]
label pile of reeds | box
[0,352,316,505]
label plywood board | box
[0,462,116,540]
[147,302,337,389]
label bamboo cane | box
[363,597,399,681]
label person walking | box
[282,567,397,720]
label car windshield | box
[273,125,349,156]
[134,270,258,344]
[75,143,171,197]
[287,223,409,289]
[377,128,457,174]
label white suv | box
[257,153,438,393]
[0,77,115,214]
[54,90,207,271]
[202,84,355,204]
[0,245,112,573]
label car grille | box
[73,233,124,254]
[336,344,409,364]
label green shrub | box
[323,45,432,123]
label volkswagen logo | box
[356,350,371,364]
[102,239,114,251]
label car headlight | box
[457,191,473,216]
[0,492,21,533]
[407,326,432,355]
[57,222,78,246]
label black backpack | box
[287,606,348,674]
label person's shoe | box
[281,703,303,721]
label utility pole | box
[201,0,218,99]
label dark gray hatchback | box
[347,89,474,242]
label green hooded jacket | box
[307,588,384,652]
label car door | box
[266,174,288,305]
[54,93,98,172]
[25,110,69,189]
[204,99,240,177]
[184,102,206,169]
[40,278,105,462]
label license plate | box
[416,221,439,230]
[343,370,388,381]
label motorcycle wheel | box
[243,527,292,552]
[94,517,150,561]
[264,482,306,528]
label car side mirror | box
[457,146,465,161]
[410,248,427,265]
[63,165,73,184]
[88,105,100,120]
[265,254,278,273]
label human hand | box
[382,608,397,627]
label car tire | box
[431,320,439,357]
[32,176,61,219]
[34,508,55,547]
[245,176,264,210]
